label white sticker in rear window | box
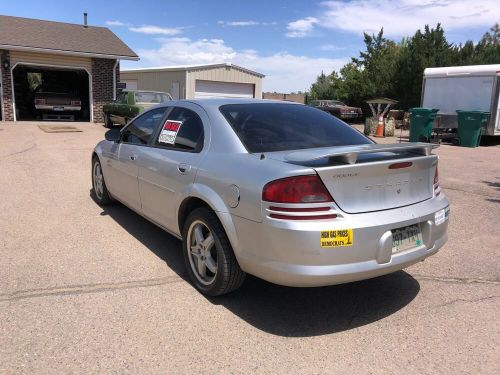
[158,120,182,144]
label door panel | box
[138,105,208,233]
[138,149,202,232]
[109,143,141,211]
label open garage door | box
[194,80,254,99]
[13,65,90,121]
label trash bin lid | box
[410,107,439,113]
[456,110,490,115]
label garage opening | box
[13,65,90,121]
[194,80,255,99]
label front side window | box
[117,92,128,104]
[220,103,371,153]
[154,107,204,152]
[122,107,167,145]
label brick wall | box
[1,50,14,121]
[91,58,118,123]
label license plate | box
[53,106,64,111]
[392,224,422,253]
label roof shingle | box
[0,15,138,60]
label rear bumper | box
[35,105,81,111]
[339,113,362,119]
[232,195,450,287]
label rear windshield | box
[219,103,371,153]
[135,92,171,104]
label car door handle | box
[177,163,191,174]
[129,154,138,161]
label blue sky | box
[1,0,499,92]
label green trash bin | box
[456,110,490,148]
[409,108,439,142]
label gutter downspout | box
[113,59,119,100]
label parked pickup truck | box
[103,90,172,127]
[309,100,363,121]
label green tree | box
[352,28,400,100]
[307,23,499,111]
[394,24,454,109]
[309,71,337,100]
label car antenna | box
[260,153,266,160]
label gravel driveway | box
[1,122,499,374]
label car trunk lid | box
[281,143,438,214]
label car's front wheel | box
[182,207,245,296]
[92,157,113,205]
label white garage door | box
[194,80,254,98]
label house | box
[0,14,138,122]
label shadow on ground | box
[482,179,500,192]
[94,193,420,337]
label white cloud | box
[134,37,347,92]
[320,0,500,37]
[286,17,319,38]
[218,20,260,27]
[320,44,345,51]
[105,20,129,27]
[129,25,183,36]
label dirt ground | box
[0,122,499,374]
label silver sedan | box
[92,99,450,296]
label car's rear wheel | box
[182,207,245,296]
[103,113,113,128]
[92,157,113,205]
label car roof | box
[157,98,304,109]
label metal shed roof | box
[121,63,265,78]
[0,15,138,60]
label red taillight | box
[270,213,338,220]
[35,98,45,105]
[71,100,81,106]
[262,175,333,204]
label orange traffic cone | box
[374,115,385,137]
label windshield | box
[220,103,371,153]
[135,92,171,104]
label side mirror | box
[105,129,121,142]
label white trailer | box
[421,64,500,136]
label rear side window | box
[154,107,204,152]
[135,92,170,104]
[219,103,371,153]
[121,107,167,145]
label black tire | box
[91,156,113,205]
[182,207,246,296]
[103,113,113,128]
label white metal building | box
[120,63,264,100]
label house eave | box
[0,44,139,61]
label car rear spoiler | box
[284,142,438,164]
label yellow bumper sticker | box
[320,229,354,248]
